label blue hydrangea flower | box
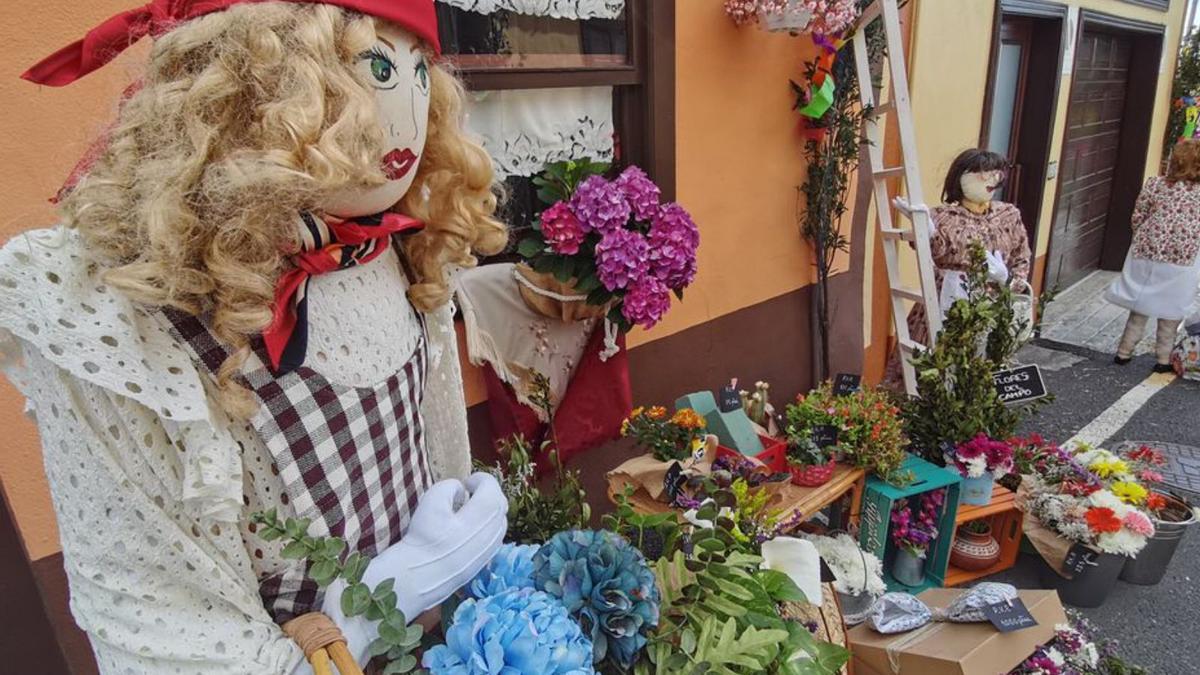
[423,588,595,675]
[469,543,538,599]
[533,530,660,670]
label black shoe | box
[1114,355,1132,365]
[1153,363,1174,374]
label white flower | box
[1088,490,1123,510]
[1046,648,1066,667]
[1096,529,1147,556]
[1082,643,1100,667]
[965,455,988,479]
[803,533,886,597]
[761,537,824,606]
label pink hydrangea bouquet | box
[724,0,860,35]
[517,160,698,330]
[945,434,1015,479]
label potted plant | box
[620,405,708,462]
[802,532,887,624]
[888,489,945,586]
[516,160,698,336]
[785,435,836,487]
[949,519,1002,572]
[1117,445,1199,585]
[944,434,1014,506]
[786,383,913,485]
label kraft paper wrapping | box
[1016,478,1073,578]
[607,435,720,501]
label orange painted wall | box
[0,0,831,561]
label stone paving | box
[1115,440,1200,499]
[1039,270,1157,357]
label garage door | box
[1047,30,1132,290]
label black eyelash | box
[364,46,397,72]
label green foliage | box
[250,510,426,674]
[785,384,911,485]
[1166,29,1200,158]
[622,406,709,462]
[603,485,683,561]
[903,245,1049,459]
[483,434,590,546]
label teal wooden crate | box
[857,453,962,593]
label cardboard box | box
[848,589,1067,675]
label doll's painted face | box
[323,23,432,218]
[960,170,1005,205]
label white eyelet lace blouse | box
[0,227,472,674]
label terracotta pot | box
[789,459,836,487]
[515,263,608,322]
[950,524,1001,571]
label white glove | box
[320,472,508,665]
[938,270,970,313]
[985,249,1010,284]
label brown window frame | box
[444,1,676,200]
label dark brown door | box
[1047,30,1133,290]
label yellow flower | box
[620,418,631,436]
[630,406,645,419]
[1089,458,1129,479]
[1111,481,1148,505]
[671,408,707,430]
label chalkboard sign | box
[982,598,1038,633]
[832,373,862,396]
[1061,543,1102,578]
[992,365,1048,405]
[811,424,840,449]
[819,557,837,583]
[663,462,686,503]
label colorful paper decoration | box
[798,76,836,119]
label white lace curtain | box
[466,86,615,179]
[438,0,625,20]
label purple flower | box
[622,277,672,329]
[570,175,631,234]
[648,203,700,289]
[614,166,662,221]
[595,229,650,291]
[540,202,587,255]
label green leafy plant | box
[483,434,590,546]
[903,244,1049,460]
[786,384,911,485]
[622,405,709,462]
[603,485,683,561]
[250,510,426,674]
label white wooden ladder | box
[850,0,941,395]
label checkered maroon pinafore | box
[163,305,433,622]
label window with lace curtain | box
[435,0,675,260]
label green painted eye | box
[415,60,430,93]
[370,54,393,84]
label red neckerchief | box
[263,211,424,374]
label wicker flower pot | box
[515,263,608,323]
[789,459,836,487]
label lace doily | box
[466,86,615,179]
[438,0,625,20]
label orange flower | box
[671,408,707,430]
[629,406,645,419]
[1146,493,1168,512]
[647,406,668,420]
[1085,507,1122,534]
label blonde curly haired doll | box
[2,1,510,672]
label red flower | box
[1061,480,1100,497]
[1127,445,1166,466]
[1146,493,1169,512]
[1085,507,1122,534]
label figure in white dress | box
[1107,139,1200,373]
[2,1,511,672]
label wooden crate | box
[607,460,865,528]
[943,483,1024,587]
[858,454,962,593]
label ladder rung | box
[856,1,882,30]
[874,166,906,180]
[880,227,914,242]
[892,287,925,303]
[870,101,896,118]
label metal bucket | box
[1120,500,1197,586]
[959,474,995,506]
[1037,550,1125,608]
[892,549,926,587]
[837,591,876,625]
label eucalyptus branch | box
[251,510,427,675]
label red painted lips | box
[381,148,417,181]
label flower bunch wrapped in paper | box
[1022,474,1154,557]
[516,160,698,332]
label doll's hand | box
[321,474,508,665]
[985,249,1010,284]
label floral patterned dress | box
[907,202,1032,346]
[1106,177,1200,320]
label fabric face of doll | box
[960,170,1004,206]
[323,23,432,218]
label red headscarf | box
[23,0,440,87]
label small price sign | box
[982,598,1038,633]
[663,462,686,502]
[811,424,840,449]
[1062,543,1102,578]
[832,373,862,397]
